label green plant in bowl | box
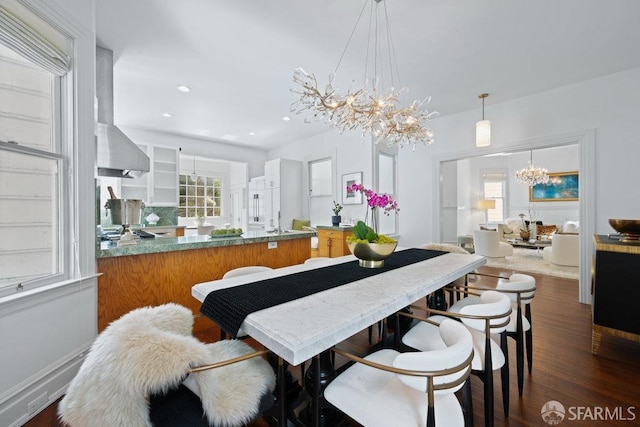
[210,228,243,236]
[346,221,396,244]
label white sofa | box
[542,233,579,267]
[473,229,514,258]
[497,217,528,241]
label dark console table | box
[591,235,640,354]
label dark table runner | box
[200,248,446,337]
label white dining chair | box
[59,303,275,427]
[222,265,273,279]
[448,273,536,396]
[303,257,332,265]
[325,319,473,427]
[402,290,512,426]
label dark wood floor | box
[26,266,640,427]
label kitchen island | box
[96,230,315,332]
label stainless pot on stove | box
[105,199,145,227]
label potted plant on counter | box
[194,213,206,227]
[331,201,343,226]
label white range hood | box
[95,46,150,179]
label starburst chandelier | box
[290,0,438,149]
[516,150,549,186]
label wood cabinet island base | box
[97,238,310,333]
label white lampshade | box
[478,199,496,210]
[476,119,491,147]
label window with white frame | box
[0,8,72,296]
[483,172,506,223]
[377,150,398,235]
[309,158,332,197]
[178,174,223,218]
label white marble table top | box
[192,248,486,365]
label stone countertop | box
[133,224,187,229]
[316,225,354,231]
[102,224,186,232]
[97,230,316,258]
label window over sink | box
[178,174,223,218]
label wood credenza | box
[591,234,640,354]
[316,226,352,258]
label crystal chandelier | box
[516,151,549,186]
[290,0,438,149]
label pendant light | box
[190,156,197,181]
[476,93,491,147]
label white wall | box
[268,128,374,228]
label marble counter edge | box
[97,230,316,258]
[316,225,353,231]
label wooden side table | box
[317,226,352,258]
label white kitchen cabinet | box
[150,146,178,206]
[264,159,302,231]
[119,144,178,206]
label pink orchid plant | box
[348,183,399,215]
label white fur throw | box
[58,303,275,427]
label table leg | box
[427,289,448,311]
[264,353,303,427]
[302,351,339,427]
[278,357,287,427]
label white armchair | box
[473,230,514,258]
[542,234,579,267]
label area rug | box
[484,248,579,280]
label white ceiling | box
[96,0,640,151]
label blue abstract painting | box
[530,172,579,201]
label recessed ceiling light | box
[177,85,191,92]
[282,116,291,121]
[162,112,172,118]
[248,132,256,136]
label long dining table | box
[191,247,486,426]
